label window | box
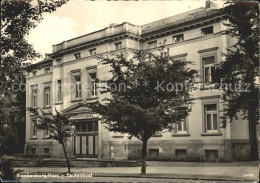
[176,118,187,134]
[31,86,37,107]
[172,34,184,43]
[44,87,51,107]
[74,53,81,60]
[89,48,96,56]
[32,71,37,76]
[204,104,218,132]
[44,68,50,74]
[75,123,80,132]
[31,119,37,138]
[44,148,49,154]
[71,71,81,100]
[205,150,218,160]
[115,42,122,50]
[147,40,157,49]
[175,149,187,160]
[43,126,49,138]
[89,72,97,97]
[201,26,213,36]
[56,58,61,64]
[202,56,216,84]
[56,80,62,102]
[75,121,98,133]
[149,149,159,157]
[31,148,36,154]
[87,121,98,132]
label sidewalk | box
[15,161,259,181]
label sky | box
[27,0,226,59]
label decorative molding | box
[172,133,190,137]
[54,102,63,105]
[198,47,218,53]
[71,69,81,73]
[201,133,222,136]
[42,81,52,85]
[172,53,188,59]
[86,65,97,70]
[199,95,220,100]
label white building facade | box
[25,2,256,161]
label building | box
[25,1,257,161]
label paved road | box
[16,176,235,182]
[13,161,259,182]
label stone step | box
[42,160,68,167]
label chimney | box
[109,23,117,27]
[205,0,218,10]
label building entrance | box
[74,120,98,158]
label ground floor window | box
[205,150,218,160]
[149,149,159,157]
[175,149,187,160]
[44,148,49,154]
[31,148,36,154]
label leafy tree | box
[27,107,73,173]
[214,2,259,160]
[90,48,197,174]
[0,0,67,155]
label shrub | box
[1,156,16,181]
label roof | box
[141,7,223,35]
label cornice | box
[50,32,141,58]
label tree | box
[27,107,73,173]
[90,48,197,174]
[214,2,259,160]
[0,0,67,155]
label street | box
[17,176,236,182]
[12,161,259,182]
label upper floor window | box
[147,40,157,49]
[56,58,61,64]
[202,56,216,84]
[44,68,50,74]
[74,53,81,60]
[89,48,96,56]
[71,71,81,100]
[44,86,51,107]
[31,86,37,107]
[43,127,49,138]
[115,42,122,50]
[172,34,184,43]
[31,119,37,138]
[56,80,62,103]
[177,118,187,133]
[32,71,37,76]
[89,72,97,97]
[201,26,213,36]
[204,104,218,133]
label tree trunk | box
[61,142,71,173]
[248,118,258,161]
[141,139,148,175]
